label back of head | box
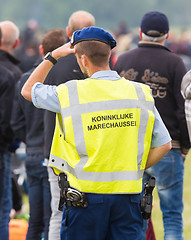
[140,11,169,42]
[42,28,66,55]
[76,41,111,67]
[68,10,95,36]
[0,20,20,48]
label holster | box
[58,172,88,211]
[140,176,156,219]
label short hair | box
[75,41,111,67]
[42,28,66,55]
[68,10,95,35]
[142,32,167,43]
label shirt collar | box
[138,42,171,52]
[90,70,121,80]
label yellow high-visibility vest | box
[49,77,155,194]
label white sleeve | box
[31,82,60,113]
[151,107,171,148]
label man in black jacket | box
[0,20,22,239]
[0,27,15,240]
[0,21,22,82]
[114,11,190,240]
[11,28,66,240]
[43,10,95,240]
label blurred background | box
[1,0,191,71]
[0,0,191,31]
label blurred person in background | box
[114,11,190,240]
[0,26,16,240]
[44,10,95,240]
[11,28,66,240]
[0,71,16,238]
[0,20,23,240]
[114,21,129,38]
[0,20,22,81]
[166,29,191,71]
[14,19,40,73]
[181,69,191,143]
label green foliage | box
[14,213,30,222]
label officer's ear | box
[81,55,88,67]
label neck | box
[139,40,165,46]
[0,46,13,55]
[88,64,110,77]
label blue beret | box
[70,26,116,49]
[141,11,169,37]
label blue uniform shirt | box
[31,70,171,148]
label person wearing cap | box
[114,11,190,240]
[21,26,171,240]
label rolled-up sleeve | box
[31,82,60,113]
[151,107,171,148]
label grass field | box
[152,150,191,239]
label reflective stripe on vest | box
[49,78,154,186]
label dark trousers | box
[0,152,6,227]
[61,193,143,240]
[25,153,51,240]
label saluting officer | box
[21,26,171,240]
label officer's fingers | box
[70,47,76,54]
[63,42,75,53]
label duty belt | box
[58,172,88,210]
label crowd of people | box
[0,9,191,240]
